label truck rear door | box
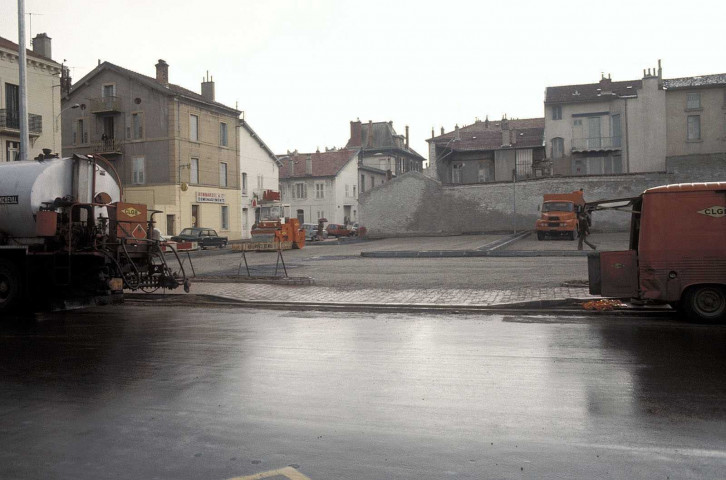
[588,250,639,298]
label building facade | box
[664,74,726,161]
[239,119,281,238]
[61,60,242,239]
[279,149,360,225]
[427,117,546,184]
[0,34,62,162]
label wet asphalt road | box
[1,306,725,480]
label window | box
[371,177,375,188]
[294,183,307,199]
[551,137,564,159]
[190,114,199,141]
[75,119,87,144]
[190,158,199,184]
[6,141,19,162]
[5,84,19,128]
[573,119,582,126]
[360,174,366,192]
[345,184,349,197]
[257,174,264,189]
[242,172,248,195]
[353,185,357,197]
[315,183,325,199]
[132,157,145,184]
[686,92,701,110]
[452,163,463,184]
[221,206,229,230]
[220,122,228,147]
[102,84,115,97]
[132,112,143,139]
[552,105,562,120]
[687,115,701,141]
[220,162,228,187]
[296,210,305,223]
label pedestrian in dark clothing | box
[577,211,596,250]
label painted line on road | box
[227,466,312,480]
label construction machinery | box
[0,151,189,313]
[238,190,305,251]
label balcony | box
[571,136,622,153]
[90,96,122,114]
[0,109,43,136]
[91,138,123,155]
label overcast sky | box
[2,0,724,162]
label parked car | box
[302,223,328,241]
[171,227,228,249]
[326,223,352,237]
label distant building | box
[346,120,426,191]
[427,117,545,184]
[544,64,668,176]
[279,148,360,225]
[663,73,726,162]
[239,118,281,238]
[62,60,243,239]
[0,34,62,161]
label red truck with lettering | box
[588,182,726,322]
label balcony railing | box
[571,136,622,152]
[92,138,123,155]
[0,109,43,135]
[90,96,122,113]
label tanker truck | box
[0,151,190,313]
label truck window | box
[542,202,573,212]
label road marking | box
[227,466,312,480]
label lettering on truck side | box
[697,206,726,218]
[0,195,19,204]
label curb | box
[125,294,676,318]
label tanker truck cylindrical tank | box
[0,157,121,239]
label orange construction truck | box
[588,182,726,323]
[535,190,585,240]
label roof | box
[0,35,59,65]
[663,73,726,90]
[545,79,643,104]
[279,149,358,179]
[347,121,425,161]
[69,61,240,115]
[429,118,544,151]
[240,119,281,166]
[645,182,726,194]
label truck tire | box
[0,261,22,313]
[568,231,576,241]
[536,231,544,241]
[682,285,726,323]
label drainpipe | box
[17,0,30,160]
[624,100,630,172]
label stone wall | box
[360,156,726,236]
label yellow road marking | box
[227,466,312,480]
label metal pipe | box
[17,0,29,160]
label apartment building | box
[0,34,62,162]
[61,60,242,239]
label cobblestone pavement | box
[164,281,597,307]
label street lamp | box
[53,103,80,153]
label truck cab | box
[535,190,585,240]
[588,182,726,323]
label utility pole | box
[512,168,517,234]
[17,0,29,160]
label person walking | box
[577,210,596,250]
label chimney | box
[405,125,409,149]
[155,59,169,85]
[599,73,612,94]
[440,126,445,135]
[201,71,215,102]
[306,155,313,175]
[349,120,362,147]
[289,157,295,176]
[32,33,52,59]
[60,66,72,96]
[431,127,435,138]
[454,124,460,141]
[367,120,374,147]
[501,117,510,146]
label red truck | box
[588,182,726,322]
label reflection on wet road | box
[0,307,724,479]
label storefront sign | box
[196,192,226,204]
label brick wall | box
[360,155,726,236]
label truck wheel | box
[568,231,576,241]
[536,231,544,241]
[683,285,726,323]
[0,261,21,313]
